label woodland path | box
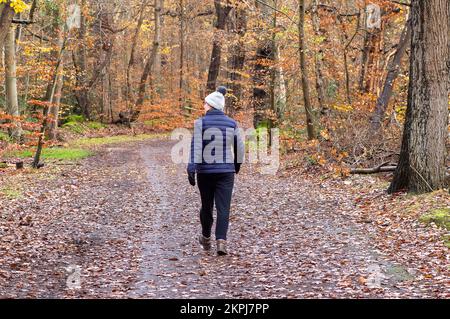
[0,138,448,298]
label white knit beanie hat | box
[205,88,226,111]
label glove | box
[235,164,241,175]
[188,172,196,186]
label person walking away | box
[187,86,245,256]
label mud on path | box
[0,138,448,298]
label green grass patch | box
[86,122,106,130]
[64,115,86,123]
[63,121,87,134]
[0,131,11,142]
[62,119,105,134]
[3,133,165,166]
[74,134,166,147]
[444,234,450,249]
[11,148,92,161]
[144,119,167,126]
[419,208,450,231]
[1,187,22,199]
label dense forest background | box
[0,0,448,190]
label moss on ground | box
[420,208,450,249]
[385,265,415,282]
[419,208,450,230]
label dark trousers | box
[197,173,235,241]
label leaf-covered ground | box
[0,138,448,298]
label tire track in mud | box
[130,140,424,298]
[132,142,203,298]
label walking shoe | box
[199,235,212,251]
[217,240,228,256]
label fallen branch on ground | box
[350,162,397,174]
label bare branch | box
[12,19,34,25]
[254,0,295,23]
[388,0,411,7]
[351,162,397,174]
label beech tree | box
[5,25,21,140]
[206,0,231,92]
[371,17,411,130]
[134,0,163,119]
[388,0,450,194]
[227,5,247,115]
[0,2,15,48]
[299,0,315,140]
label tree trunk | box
[311,0,327,115]
[274,47,287,121]
[179,0,185,106]
[371,18,411,129]
[365,26,384,94]
[358,28,371,92]
[359,7,384,94]
[151,0,163,100]
[48,67,64,140]
[252,0,275,129]
[388,0,449,194]
[126,0,147,103]
[101,63,110,123]
[133,0,162,121]
[299,0,316,140]
[227,7,247,115]
[5,25,21,141]
[73,0,90,119]
[206,0,232,92]
[48,31,65,140]
[35,28,67,164]
[0,4,14,49]
[87,40,114,91]
[22,0,38,104]
[269,1,277,123]
[271,0,286,122]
